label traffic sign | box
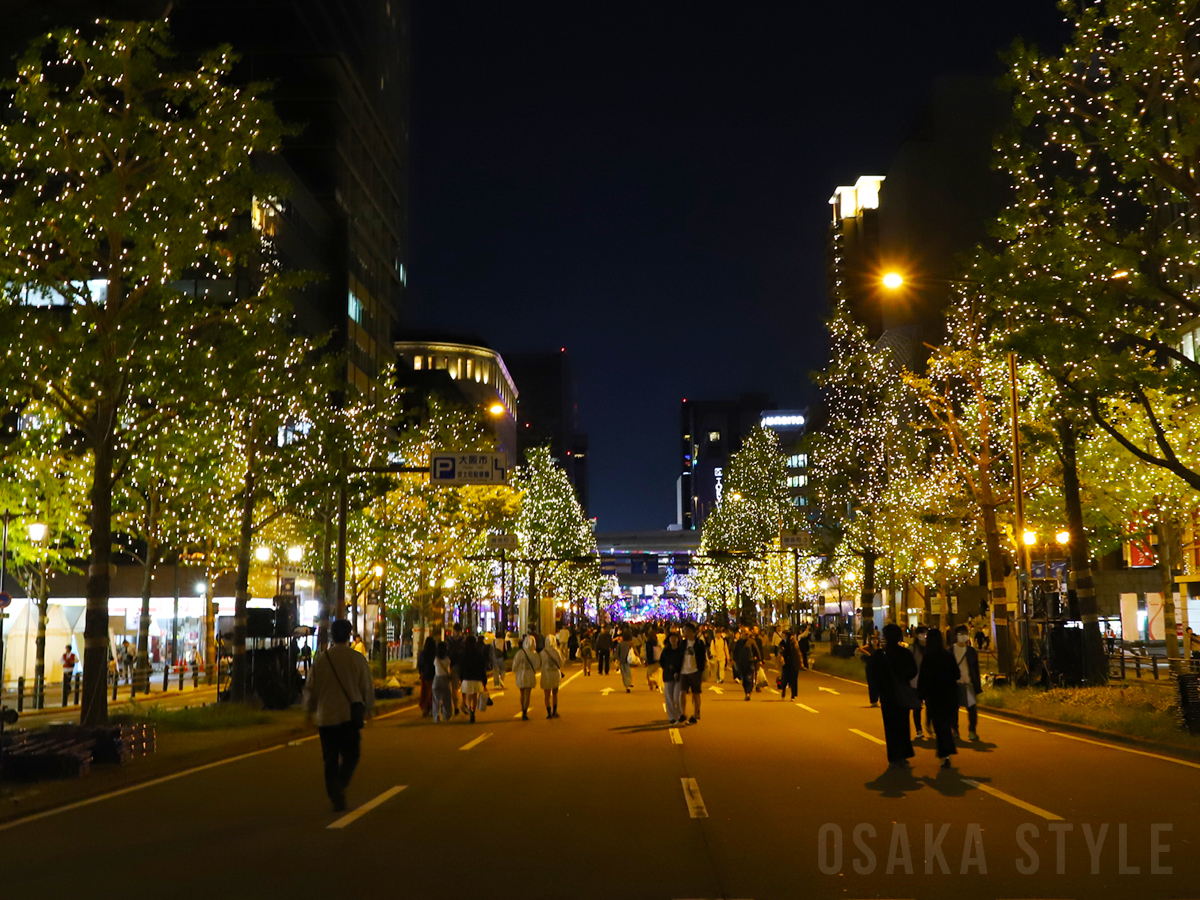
[781,530,812,552]
[430,451,508,485]
[486,533,519,551]
[0,591,10,610]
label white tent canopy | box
[2,602,77,684]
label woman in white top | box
[540,634,564,718]
[512,634,541,721]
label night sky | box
[407,2,1066,531]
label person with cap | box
[512,630,541,720]
[305,618,375,811]
[540,633,564,718]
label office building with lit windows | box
[760,410,809,508]
[678,393,777,530]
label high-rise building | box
[760,410,809,509]
[503,350,589,513]
[678,393,776,530]
[827,175,887,341]
[168,0,411,400]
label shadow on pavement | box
[864,766,924,798]
[610,721,675,734]
[957,738,998,753]
[918,767,991,797]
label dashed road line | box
[961,778,1062,821]
[849,728,885,746]
[1049,731,1200,770]
[669,727,683,745]
[795,703,819,713]
[459,733,492,751]
[326,785,407,830]
[681,777,708,818]
[559,671,583,690]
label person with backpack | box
[579,631,594,676]
[304,618,375,811]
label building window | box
[708,431,721,442]
[412,356,422,371]
[788,454,808,468]
[787,475,809,489]
[348,290,363,324]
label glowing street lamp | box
[286,545,304,563]
[1022,530,1038,547]
[488,402,506,417]
[1056,531,1071,546]
[254,545,272,563]
[26,522,46,543]
[881,271,905,290]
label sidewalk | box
[4,675,219,723]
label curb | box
[0,699,416,825]
[805,664,1200,764]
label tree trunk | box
[1056,418,1107,684]
[860,550,876,637]
[33,566,48,709]
[318,504,334,651]
[203,544,217,685]
[980,502,1014,678]
[230,462,256,703]
[135,490,159,694]
[81,428,114,727]
[1155,519,1182,659]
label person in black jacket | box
[594,629,613,675]
[459,635,490,724]
[864,623,918,767]
[660,631,686,723]
[679,622,708,723]
[953,624,983,741]
[779,631,801,700]
[917,628,961,768]
[416,636,436,718]
[732,628,761,700]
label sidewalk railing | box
[1108,652,1200,680]
[1,663,209,713]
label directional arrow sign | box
[0,591,10,610]
[818,686,840,695]
[708,686,723,694]
[600,687,614,695]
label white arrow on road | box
[601,687,614,695]
[708,686,723,694]
[818,686,840,695]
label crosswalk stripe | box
[326,785,407,830]
[849,728,885,746]
[681,777,708,818]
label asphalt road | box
[4,663,1199,900]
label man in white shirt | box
[306,618,375,811]
[678,622,708,724]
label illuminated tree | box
[0,21,287,723]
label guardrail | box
[1,663,205,712]
[1108,652,1200,680]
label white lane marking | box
[662,703,667,712]
[1049,731,1200,770]
[807,669,866,688]
[795,703,819,713]
[513,712,524,718]
[849,728,885,746]
[459,732,493,751]
[768,688,779,695]
[961,778,1062,821]
[559,671,583,690]
[0,745,284,833]
[490,691,505,699]
[287,736,320,746]
[708,686,723,694]
[818,686,840,695]
[669,728,683,745]
[977,712,1045,732]
[374,704,421,721]
[326,785,407,830]
[601,687,615,695]
[681,777,708,818]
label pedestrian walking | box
[540,633,564,718]
[909,626,929,739]
[460,634,489,723]
[447,624,465,716]
[644,629,662,691]
[864,623,918,769]
[304,618,374,811]
[953,624,982,741]
[797,624,811,671]
[60,644,77,707]
[710,627,729,682]
[489,633,507,688]
[661,631,685,723]
[678,622,707,723]
[579,632,594,676]
[618,629,634,693]
[778,631,801,700]
[513,632,541,720]
[917,628,960,768]
[431,642,454,723]
[567,627,579,661]
[417,636,436,717]
[595,628,612,675]
[733,627,760,700]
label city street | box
[5,663,1198,900]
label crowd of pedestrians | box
[865,622,983,770]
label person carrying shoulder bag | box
[305,618,375,812]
